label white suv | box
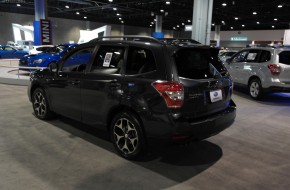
[226,47,290,99]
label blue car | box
[19,43,78,70]
[0,45,28,59]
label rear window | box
[174,48,226,79]
[279,51,290,65]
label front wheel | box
[32,88,54,120]
[249,79,263,100]
[110,111,145,159]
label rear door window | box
[125,47,156,75]
[174,48,225,79]
[279,51,290,65]
[259,50,271,62]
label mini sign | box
[230,36,248,41]
[40,19,52,45]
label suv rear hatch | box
[277,50,290,84]
[173,47,232,119]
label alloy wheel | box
[33,91,47,117]
[250,81,260,98]
[113,118,139,155]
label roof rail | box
[158,38,202,45]
[90,35,163,44]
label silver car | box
[225,47,290,99]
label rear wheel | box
[110,111,145,159]
[249,78,263,100]
[32,88,54,120]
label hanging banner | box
[40,19,52,45]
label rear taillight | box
[268,64,281,75]
[152,81,184,108]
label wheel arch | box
[106,105,147,140]
[248,75,261,87]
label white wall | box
[212,30,285,41]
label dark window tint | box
[174,48,225,79]
[279,51,290,65]
[62,48,93,72]
[259,50,271,62]
[90,46,124,74]
[125,47,156,75]
[223,52,236,57]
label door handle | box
[69,80,80,86]
[108,80,121,88]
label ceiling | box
[0,0,289,31]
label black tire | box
[110,111,146,159]
[32,88,54,120]
[249,78,263,100]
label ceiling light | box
[212,23,215,26]
[65,5,69,9]
[235,17,238,20]
[278,5,283,8]
[109,0,113,2]
[188,19,191,23]
[222,3,227,6]
[160,9,164,12]
[116,13,120,16]
[166,1,170,5]
[76,12,80,15]
[84,16,87,19]
[274,18,278,21]
[177,25,180,27]
[154,19,156,22]
[231,27,234,29]
[151,22,154,24]
[182,23,185,25]
[121,21,124,23]
[242,24,245,27]
[119,17,122,20]
[150,24,152,27]
[173,27,176,30]
[113,8,117,11]
[253,12,257,15]
[16,4,21,6]
[257,22,260,24]
[272,26,275,28]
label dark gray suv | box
[28,36,236,159]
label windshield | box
[174,47,227,79]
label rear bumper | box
[145,100,236,146]
[264,86,290,93]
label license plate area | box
[209,89,223,103]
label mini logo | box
[214,92,218,97]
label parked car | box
[218,50,238,63]
[225,47,290,99]
[0,45,28,59]
[28,36,236,159]
[19,43,78,70]
[29,45,54,55]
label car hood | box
[22,53,60,61]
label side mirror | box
[49,62,58,73]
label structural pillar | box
[152,15,164,38]
[191,0,213,45]
[34,0,52,45]
[214,25,221,47]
